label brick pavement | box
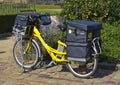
[0,35,120,85]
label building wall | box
[0,0,3,3]
[0,0,63,4]
[0,0,28,3]
[13,0,28,4]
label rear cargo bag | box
[66,20,102,62]
[66,42,91,62]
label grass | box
[34,4,61,9]
[0,4,62,15]
[36,9,62,14]
[34,4,62,14]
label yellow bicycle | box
[13,14,102,78]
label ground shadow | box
[93,68,114,78]
[12,59,119,79]
[0,51,6,54]
[60,65,70,72]
[0,33,12,40]
[59,63,117,78]
[94,61,120,78]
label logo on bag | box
[88,32,92,39]
[68,29,72,34]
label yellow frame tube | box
[33,26,68,62]
[23,38,32,54]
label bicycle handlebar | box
[27,13,50,25]
[27,14,42,26]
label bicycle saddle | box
[57,25,67,32]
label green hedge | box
[61,0,120,22]
[0,15,16,34]
[60,0,120,63]
[101,23,120,62]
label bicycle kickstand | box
[42,60,57,68]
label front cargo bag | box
[14,14,29,31]
[66,20,102,62]
[14,13,51,31]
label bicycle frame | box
[27,26,69,63]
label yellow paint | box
[30,26,69,62]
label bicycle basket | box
[13,14,34,37]
[13,14,29,34]
[14,14,28,27]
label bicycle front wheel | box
[13,38,40,69]
[67,55,98,78]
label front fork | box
[15,34,25,72]
[23,37,32,54]
[91,37,101,57]
[15,34,33,72]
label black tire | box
[13,38,41,69]
[67,55,98,78]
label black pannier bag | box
[14,13,51,28]
[67,20,102,43]
[40,14,51,25]
[66,20,102,62]
[13,14,36,37]
[66,42,91,62]
[14,13,51,27]
[14,14,29,30]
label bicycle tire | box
[66,55,98,78]
[13,38,41,69]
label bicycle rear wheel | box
[67,55,98,78]
[13,38,40,69]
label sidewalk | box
[0,35,120,85]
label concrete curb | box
[0,33,12,38]
[98,62,120,70]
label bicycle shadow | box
[93,68,114,78]
[19,59,120,79]
[94,62,120,78]
[59,63,118,78]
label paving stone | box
[0,36,120,85]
